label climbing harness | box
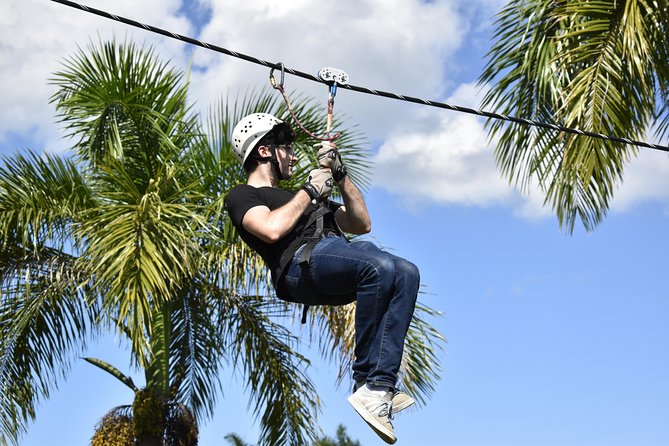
[275,201,349,324]
[296,204,334,324]
[297,208,351,324]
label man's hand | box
[315,141,347,181]
[302,168,334,200]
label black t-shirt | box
[226,184,341,300]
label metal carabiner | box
[329,82,338,100]
[269,62,285,90]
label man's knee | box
[397,258,420,283]
[360,254,396,289]
[372,255,396,281]
[351,240,382,253]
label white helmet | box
[231,113,284,165]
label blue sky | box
[3,0,668,445]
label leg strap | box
[298,239,319,324]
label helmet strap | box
[256,146,284,181]
[269,146,285,181]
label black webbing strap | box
[274,204,331,288]
[301,305,309,324]
[296,204,330,324]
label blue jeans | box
[283,236,420,389]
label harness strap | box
[297,212,325,324]
[301,305,309,324]
[297,204,332,324]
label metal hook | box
[269,62,285,90]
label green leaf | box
[83,357,138,392]
[478,0,669,233]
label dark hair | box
[242,122,295,173]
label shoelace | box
[354,383,396,421]
[372,401,394,422]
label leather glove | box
[315,141,347,181]
[302,168,334,200]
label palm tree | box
[0,39,445,446]
[85,346,199,446]
[225,424,360,446]
[312,425,361,446]
[479,0,669,232]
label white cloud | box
[1,0,667,221]
[0,0,192,153]
[373,83,554,218]
[611,149,669,213]
[374,111,512,206]
[189,0,464,139]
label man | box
[226,113,420,444]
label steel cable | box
[50,0,669,153]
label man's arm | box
[315,140,372,235]
[335,175,372,235]
[242,168,334,243]
[242,190,312,243]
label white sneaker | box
[354,382,415,414]
[347,385,396,444]
[391,389,415,413]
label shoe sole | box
[347,394,397,444]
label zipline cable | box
[50,0,669,154]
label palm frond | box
[0,149,99,445]
[479,0,562,192]
[83,357,138,392]
[146,303,172,397]
[646,1,669,141]
[0,150,93,251]
[76,156,207,365]
[224,433,254,446]
[306,294,446,406]
[0,251,98,445]
[50,38,196,175]
[398,302,445,406]
[479,0,669,232]
[169,286,225,421]
[220,293,320,446]
[306,304,356,383]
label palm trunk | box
[137,436,162,446]
[133,388,167,446]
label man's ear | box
[256,145,272,158]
